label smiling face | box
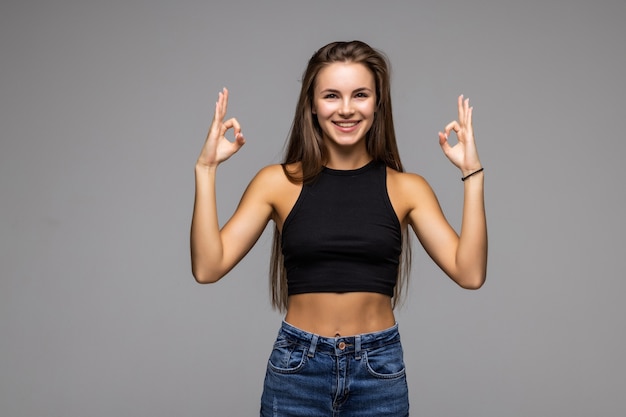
[312,62,376,155]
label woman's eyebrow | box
[319,87,374,94]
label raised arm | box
[190,88,273,283]
[408,95,487,289]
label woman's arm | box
[190,88,273,283]
[407,95,487,289]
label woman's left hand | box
[438,95,482,176]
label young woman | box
[191,40,487,416]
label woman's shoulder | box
[386,166,437,216]
[247,163,303,204]
[250,163,303,223]
[253,162,302,184]
[386,166,432,192]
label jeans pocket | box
[364,342,406,379]
[267,338,308,374]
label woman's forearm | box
[190,164,224,283]
[455,171,487,289]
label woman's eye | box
[324,93,337,99]
[355,92,369,98]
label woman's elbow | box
[459,279,485,290]
[452,271,487,290]
[191,266,223,284]
[455,271,486,290]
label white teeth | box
[335,122,358,127]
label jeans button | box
[338,341,346,350]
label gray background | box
[1,0,625,416]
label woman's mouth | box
[333,121,360,131]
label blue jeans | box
[260,321,409,416]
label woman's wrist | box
[195,161,218,173]
[461,167,484,181]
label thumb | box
[235,132,246,147]
[439,131,452,155]
[228,132,246,155]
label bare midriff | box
[284,292,396,337]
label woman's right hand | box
[197,88,246,168]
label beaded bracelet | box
[461,167,484,181]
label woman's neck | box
[323,147,372,170]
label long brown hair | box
[270,40,412,311]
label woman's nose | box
[338,99,355,116]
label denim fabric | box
[260,321,409,417]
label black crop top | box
[281,160,402,297]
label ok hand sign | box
[197,88,246,168]
[438,95,482,177]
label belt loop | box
[308,334,319,358]
[355,335,362,360]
